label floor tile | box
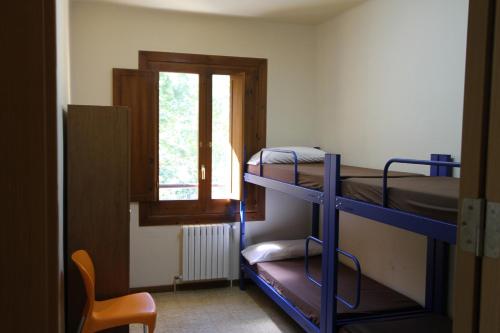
[130,285,304,333]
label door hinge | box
[484,202,500,259]
[459,198,486,257]
[460,199,500,258]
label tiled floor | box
[130,285,304,333]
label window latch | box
[201,165,206,180]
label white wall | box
[316,0,468,305]
[316,0,467,170]
[70,1,318,288]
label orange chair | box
[72,250,157,333]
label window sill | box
[139,203,265,226]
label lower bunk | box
[242,255,423,333]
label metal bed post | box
[240,149,248,291]
[312,147,321,238]
[321,154,341,333]
[312,203,320,238]
[425,154,452,314]
[239,199,246,290]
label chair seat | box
[72,250,157,333]
[91,292,156,328]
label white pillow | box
[241,239,322,265]
[247,146,326,165]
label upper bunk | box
[243,148,460,244]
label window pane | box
[159,72,199,201]
[211,75,232,199]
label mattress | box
[338,315,452,333]
[247,163,459,223]
[342,176,459,223]
[247,163,420,190]
[254,256,421,325]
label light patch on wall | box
[72,0,365,24]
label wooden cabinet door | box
[479,2,500,331]
[453,0,495,331]
[66,105,130,333]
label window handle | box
[201,165,206,180]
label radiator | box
[181,224,231,281]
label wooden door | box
[454,0,499,332]
[479,1,500,331]
[1,0,60,332]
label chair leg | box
[77,316,86,333]
[145,318,156,333]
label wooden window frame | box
[138,51,267,226]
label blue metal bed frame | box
[239,150,460,333]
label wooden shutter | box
[113,69,158,202]
[229,73,245,200]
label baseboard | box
[130,279,241,293]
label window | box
[158,72,200,201]
[211,74,232,199]
[113,52,267,225]
[158,72,234,201]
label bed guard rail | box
[382,158,461,207]
[305,236,362,310]
[259,148,299,185]
[305,236,323,288]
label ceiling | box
[74,0,365,24]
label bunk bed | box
[239,148,459,333]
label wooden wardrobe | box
[66,105,130,333]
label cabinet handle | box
[201,165,206,180]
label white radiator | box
[181,224,231,281]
